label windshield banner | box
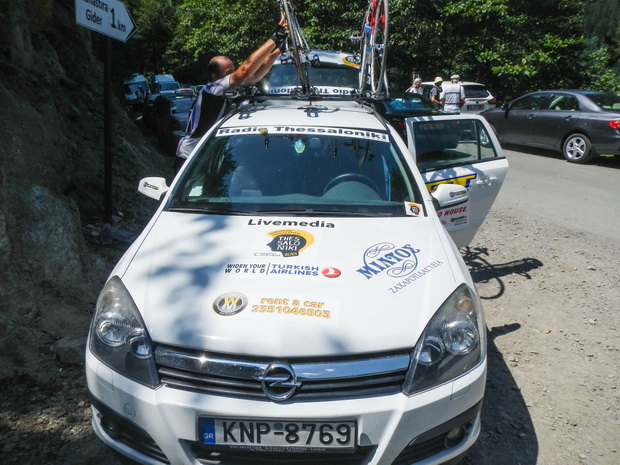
[216,126,389,143]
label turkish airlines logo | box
[321,267,341,278]
[213,292,248,316]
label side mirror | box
[430,183,468,209]
[138,177,169,201]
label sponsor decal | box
[251,297,332,319]
[248,219,335,228]
[321,267,341,278]
[266,229,314,258]
[425,174,477,193]
[225,263,268,275]
[142,181,159,191]
[217,126,389,143]
[437,206,468,218]
[269,264,319,276]
[356,242,421,280]
[450,215,468,226]
[342,56,361,67]
[356,242,445,294]
[388,261,444,294]
[266,86,355,96]
[404,202,423,216]
[213,292,248,316]
[224,263,339,278]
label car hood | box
[119,213,463,357]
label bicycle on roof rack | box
[352,0,389,98]
[277,0,315,98]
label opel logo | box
[259,362,301,401]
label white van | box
[154,74,181,95]
[123,74,151,105]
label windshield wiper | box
[254,209,385,217]
[167,207,252,215]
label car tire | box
[562,133,593,164]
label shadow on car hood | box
[119,213,462,357]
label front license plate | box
[467,104,483,111]
[199,418,357,451]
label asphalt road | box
[492,145,620,242]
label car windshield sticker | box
[266,229,314,257]
[217,126,389,143]
[404,202,423,216]
[294,138,306,154]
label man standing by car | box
[429,77,443,106]
[174,20,288,172]
[441,74,466,114]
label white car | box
[86,97,508,465]
[262,49,361,97]
[422,81,496,114]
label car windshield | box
[585,93,620,111]
[160,82,180,91]
[462,85,490,99]
[383,95,437,113]
[168,127,422,217]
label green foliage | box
[112,0,619,99]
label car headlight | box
[89,276,159,387]
[403,284,485,396]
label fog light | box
[101,415,123,440]
[444,426,466,448]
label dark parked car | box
[481,90,620,163]
[374,92,442,140]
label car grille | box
[154,345,411,401]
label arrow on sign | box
[75,0,137,42]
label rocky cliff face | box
[0,0,169,378]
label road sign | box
[75,0,137,42]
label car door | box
[533,92,581,149]
[405,115,509,248]
[500,92,551,144]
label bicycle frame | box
[356,0,389,98]
[277,0,314,97]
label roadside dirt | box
[1,199,618,465]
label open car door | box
[406,114,509,248]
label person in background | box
[406,77,423,94]
[174,19,288,173]
[429,76,443,106]
[441,74,466,114]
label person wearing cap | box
[429,77,443,106]
[441,74,466,114]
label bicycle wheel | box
[359,0,388,96]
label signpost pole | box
[74,0,137,223]
[104,37,112,223]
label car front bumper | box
[86,348,486,465]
